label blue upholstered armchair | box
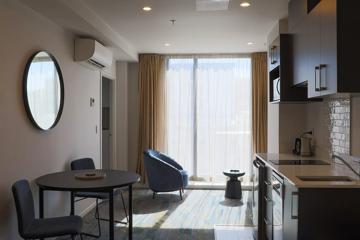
[144,149,188,200]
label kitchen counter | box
[256,153,360,188]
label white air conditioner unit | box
[74,38,113,69]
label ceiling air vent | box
[196,0,230,11]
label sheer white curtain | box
[196,58,252,181]
[165,56,252,182]
[165,58,195,175]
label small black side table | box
[223,170,245,199]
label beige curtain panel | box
[251,52,268,155]
[136,54,166,182]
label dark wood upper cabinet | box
[318,0,337,96]
[268,34,307,103]
[292,18,312,87]
[289,0,360,98]
[268,37,280,72]
[305,0,322,98]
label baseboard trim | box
[134,183,252,191]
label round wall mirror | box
[23,51,64,130]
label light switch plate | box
[90,97,95,107]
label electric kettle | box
[300,137,312,156]
[293,131,313,156]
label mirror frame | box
[23,51,65,131]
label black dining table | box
[35,170,140,240]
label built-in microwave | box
[273,77,280,101]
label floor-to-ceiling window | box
[165,56,252,183]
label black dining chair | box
[12,179,83,240]
[70,158,128,238]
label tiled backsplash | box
[328,98,351,155]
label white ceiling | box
[20,0,288,61]
[84,0,288,55]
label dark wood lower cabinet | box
[256,158,360,240]
[283,182,360,240]
[283,179,298,240]
[297,188,360,240]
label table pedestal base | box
[225,178,242,199]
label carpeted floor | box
[58,189,253,240]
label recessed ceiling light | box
[164,43,171,47]
[143,6,152,11]
[247,42,254,45]
[240,2,251,7]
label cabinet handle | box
[315,66,320,92]
[291,192,299,219]
[320,64,327,91]
[271,46,277,64]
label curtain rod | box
[164,53,251,58]
[138,53,252,58]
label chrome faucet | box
[332,154,360,177]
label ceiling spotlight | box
[143,6,152,11]
[240,2,251,7]
[247,42,254,45]
[164,43,171,47]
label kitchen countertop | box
[256,153,360,188]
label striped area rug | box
[59,189,253,240]
[214,225,254,240]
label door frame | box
[100,72,117,170]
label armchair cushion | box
[180,170,189,188]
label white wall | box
[306,96,360,158]
[127,63,139,172]
[278,104,308,153]
[270,96,360,158]
[115,61,128,170]
[306,101,332,158]
[266,19,287,154]
[267,103,279,153]
[0,1,101,238]
[267,103,308,154]
[351,97,360,156]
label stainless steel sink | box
[297,176,355,182]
